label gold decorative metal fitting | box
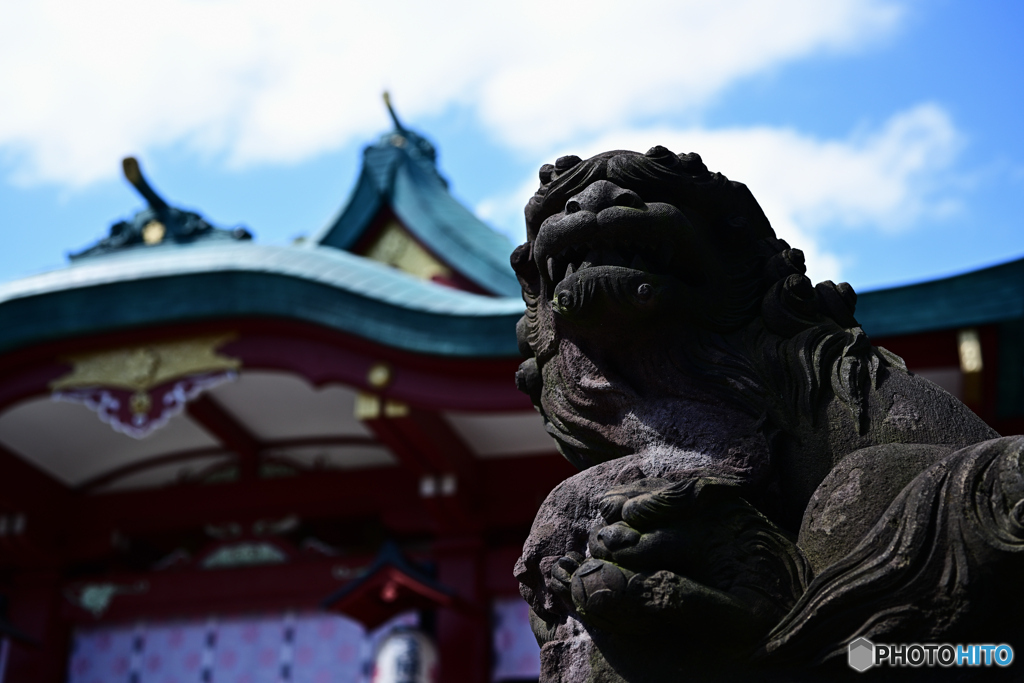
[50,333,241,392]
[355,393,381,420]
[142,220,166,245]
[367,362,392,389]
[363,222,452,282]
[128,390,152,415]
[957,329,983,373]
[384,400,409,418]
[354,392,408,420]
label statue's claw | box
[596,521,641,553]
[598,491,630,523]
[546,552,584,611]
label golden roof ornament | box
[49,334,241,439]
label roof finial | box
[122,157,168,214]
[382,91,405,132]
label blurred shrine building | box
[856,263,1024,436]
[0,111,569,682]
[1,107,1024,682]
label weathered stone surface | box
[511,147,1022,681]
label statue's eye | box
[636,283,653,301]
[565,199,582,214]
[557,291,575,309]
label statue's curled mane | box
[513,146,899,456]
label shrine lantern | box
[372,628,439,683]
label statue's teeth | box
[565,263,575,278]
[547,257,557,281]
[579,261,593,270]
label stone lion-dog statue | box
[510,147,1024,681]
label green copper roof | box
[0,243,525,358]
[6,223,1023,358]
[312,124,520,298]
[856,256,1024,338]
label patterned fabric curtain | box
[68,600,541,683]
[67,611,416,683]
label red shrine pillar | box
[6,569,70,682]
[434,536,489,683]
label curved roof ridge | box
[0,243,524,317]
[0,242,525,357]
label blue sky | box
[0,0,1021,293]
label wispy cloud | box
[0,0,902,187]
[479,104,962,285]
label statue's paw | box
[594,521,642,554]
[545,551,584,611]
[597,478,677,525]
[597,474,744,529]
[569,558,632,620]
[588,517,696,576]
[589,519,655,565]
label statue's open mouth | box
[544,239,668,288]
[533,205,704,325]
[533,204,703,296]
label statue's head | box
[510,147,864,475]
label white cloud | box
[480,104,963,285]
[0,0,902,187]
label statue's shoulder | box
[865,357,999,447]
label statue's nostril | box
[564,180,640,214]
[614,191,643,209]
[636,283,652,302]
[557,291,574,309]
